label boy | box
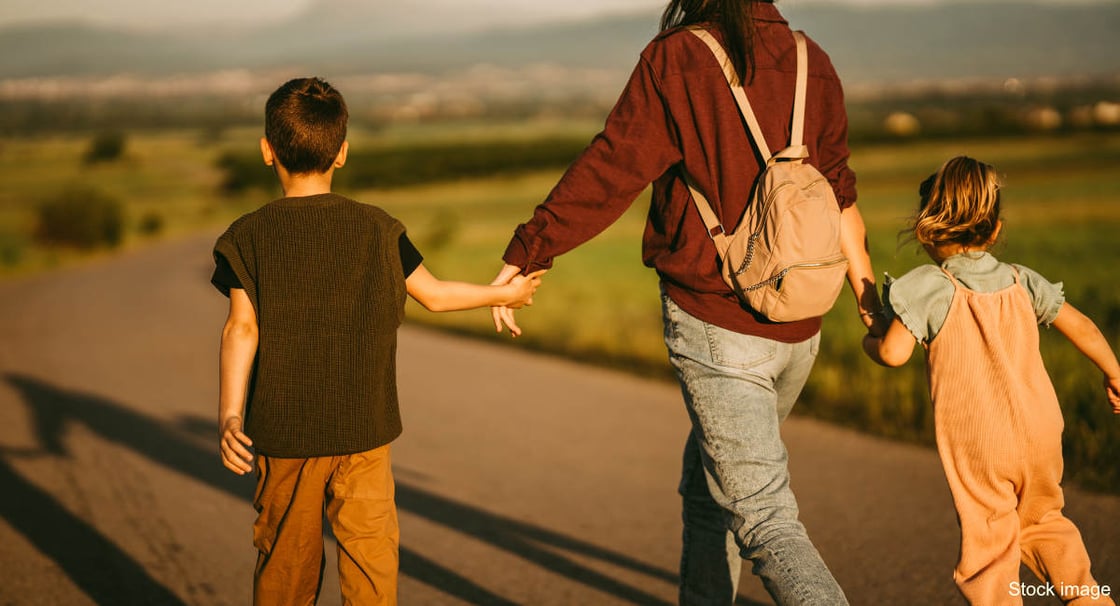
[211,77,542,606]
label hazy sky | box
[0,0,1098,29]
[0,0,665,28]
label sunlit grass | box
[1,126,1117,491]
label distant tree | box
[216,150,273,194]
[137,212,164,237]
[84,131,127,164]
[36,186,124,249]
[0,231,25,267]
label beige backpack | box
[687,28,848,322]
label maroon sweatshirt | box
[503,4,856,342]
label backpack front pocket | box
[747,255,849,322]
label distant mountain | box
[1,2,1117,85]
[783,2,1120,83]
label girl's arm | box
[219,288,257,475]
[863,317,918,368]
[407,263,543,315]
[1051,302,1120,413]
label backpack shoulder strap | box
[689,27,772,161]
[789,30,808,149]
[684,174,730,256]
[684,27,810,254]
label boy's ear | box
[333,141,349,169]
[260,137,274,166]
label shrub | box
[36,186,124,249]
[84,131,127,164]
[0,231,26,267]
[216,150,273,194]
[137,212,164,237]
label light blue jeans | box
[662,293,848,606]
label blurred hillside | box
[1,1,1118,138]
[1,2,1117,84]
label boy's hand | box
[1106,375,1120,414]
[220,416,254,475]
[505,269,546,310]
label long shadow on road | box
[3,372,731,605]
[0,457,190,606]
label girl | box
[864,156,1120,605]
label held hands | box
[220,416,254,475]
[505,269,546,309]
[864,310,891,339]
[491,263,545,337]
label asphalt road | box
[0,232,1115,605]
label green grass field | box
[2,125,1118,491]
[375,131,1120,493]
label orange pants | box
[252,445,399,606]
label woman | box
[492,1,884,603]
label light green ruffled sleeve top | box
[885,252,1065,344]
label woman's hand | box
[491,263,527,337]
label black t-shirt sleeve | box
[211,252,243,296]
[399,233,423,278]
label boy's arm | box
[407,262,543,319]
[863,318,917,368]
[1051,302,1120,413]
[219,288,258,474]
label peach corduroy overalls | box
[927,268,1110,606]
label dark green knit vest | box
[215,193,406,457]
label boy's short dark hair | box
[265,77,348,174]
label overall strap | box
[938,266,963,289]
[685,27,809,252]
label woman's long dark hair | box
[661,0,758,85]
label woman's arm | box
[841,205,888,336]
[502,56,681,275]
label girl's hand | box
[1106,375,1120,414]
